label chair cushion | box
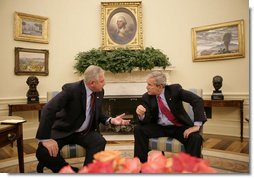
[149,137,185,153]
[60,144,86,159]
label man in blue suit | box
[36,65,130,172]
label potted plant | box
[74,47,171,74]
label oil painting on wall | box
[15,47,49,76]
[192,20,245,61]
[101,1,143,50]
[14,12,49,44]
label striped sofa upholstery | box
[149,137,185,152]
[37,91,86,172]
[60,144,86,159]
[148,89,203,153]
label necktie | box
[157,96,182,126]
[90,92,95,119]
[81,92,95,135]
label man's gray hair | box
[147,71,167,86]
[83,65,104,83]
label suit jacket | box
[139,84,207,126]
[36,80,108,139]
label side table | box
[8,102,46,121]
[0,116,26,173]
[204,99,244,142]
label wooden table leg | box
[17,124,24,173]
[240,102,244,142]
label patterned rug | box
[0,148,249,174]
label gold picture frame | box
[15,47,49,76]
[101,1,143,50]
[14,12,49,44]
[192,20,245,62]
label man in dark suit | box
[134,71,207,163]
[36,65,130,172]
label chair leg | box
[37,162,44,173]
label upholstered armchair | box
[36,91,86,173]
[148,89,203,154]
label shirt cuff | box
[138,115,145,120]
[106,117,112,125]
[194,121,202,126]
[37,139,50,143]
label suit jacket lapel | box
[164,88,173,109]
[81,82,87,111]
[94,93,99,125]
[151,96,159,113]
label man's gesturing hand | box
[136,105,146,117]
[111,113,130,125]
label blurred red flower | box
[171,152,216,173]
[59,150,216,174]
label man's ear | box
[89,80,96,87]
[159,84,164,89]
[86,80,94,87]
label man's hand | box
[136,105,146,117]
[41,139,59,157]
[111,113,130,125]
[183,125,200,139]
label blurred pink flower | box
[172,152,216,173]
[59,150,216,174]
[59,165,75,173]
[79,160,114,173]
[141,151,169,173]
[116,157,141,173]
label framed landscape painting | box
[15,47,49,76]
[101,1,143,50]
[14,12,49,44]
[192,20,245,61]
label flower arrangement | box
[59,150,216,174]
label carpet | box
[0,148,249,174]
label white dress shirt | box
[76,84,94,132]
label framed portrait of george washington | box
[101,1,143,50]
